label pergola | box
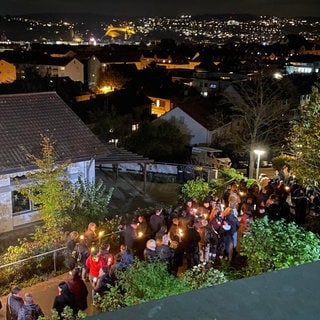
[95,144,154,192]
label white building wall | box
[65,58,84,83]
[0,159,95,234]
[68,159,96,184]
[161,107,211,145]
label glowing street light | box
[254,149,265,180]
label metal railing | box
[0,230,123,273]
[0,247,67,273]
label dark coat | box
[24,303,44,320]
[52,292,76,316]
[6,294,24,320]
[67,277,88,311]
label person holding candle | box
[84,222,97,247]
[135,215,149,260]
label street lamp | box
[254,149,265,180]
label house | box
[87,50,141,90]
[0,91,110,234]
[0,50,84,83]
[0,59,16,83]
[160,97,218,145]
[160,95,243,147]
[34,56,84,83]
[285,54,320,74]
[140,50,199,70]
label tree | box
[122,118,191,163]
[286,83,320,185]
[95,65,128,93]
[223,75,297,178]
[18,135,72,241]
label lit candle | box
[138,232,143,238]
[98,231,104,238]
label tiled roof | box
[0,91,110,174]
[178,97,217,131]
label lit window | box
[156,99,161,107]
[132,124,139,131]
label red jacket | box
[85,255,103,277]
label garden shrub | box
[97,260,229,312]
[240,216,320,276]
[178,178,210,203]
[219,167,246,183]
[66,178,114,230]
[180,261,228,290]
[97,260,190,311]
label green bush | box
[219,168,246,183]
[97,259,230,312]
[96,282,127,312]
[97,260,190,311]
[178,178,210,203]
[240,217,320,276]
[66,178,114,231]
[180,261,227,290]
[119,260,189,305]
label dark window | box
[12,191,32,214]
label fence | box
[99,161,219,183]
[0,230,124,274]
[0,247,67,273]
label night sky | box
[2,0,319,17]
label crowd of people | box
[4,170,312,318]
